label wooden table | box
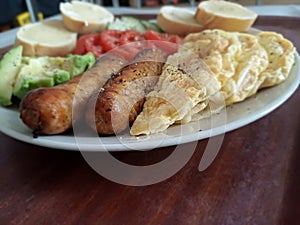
[0,16,299,225]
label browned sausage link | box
[85,48,168,135]
[19,53,128,136]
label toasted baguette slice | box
[194,1,257,32]
[15,20,77,57]
[60,1,114,34]
[157,6,204,36]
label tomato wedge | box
[144,29,183,44]
[72,29,183,59]
[99,30,122,52]
[117,30,148,60]
[119,30,146,45]
[73,35,89,55]
[73,33,104,58]
[144,30,182,55]
[84,34,103,58]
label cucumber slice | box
[121,16,146,32]
[107,18,127,31]
[108,16,146,32]
[107,16,163,33]
[140,20,162,33]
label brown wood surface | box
[0,16,299,225]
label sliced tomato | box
[110,46,135,61]
[163,34,183,45]
[99,30,122,52]
[101,30,146,60]
[144,29,162,41]
[84,34,103,58]
[73,29,183,59]
[117,31,147,60]
[73,35,89,55]
[73,33,104,58]
[119,30,146,45]
[144,30,182,55]
[144,30,183,43]
[110,42,143,61]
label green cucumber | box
[108,16,146,32]
[108,16,163,33]
[121,16,147,32]
[140,20,162,33]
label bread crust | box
[15,20,77,57]
[194,1,257,32]
[157,6,204,36]
[60,1,114,34]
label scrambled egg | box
[130,50,220,135]
[257,32,295,88]
[182,29,271,104]
[130,29,296,136]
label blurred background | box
[0,0,299,32]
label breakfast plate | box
[0,52,299,151]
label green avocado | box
[66,52,96,77]
[12,52,96,100]
[0,45,95,105]
[0,45,23,106]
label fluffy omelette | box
[130,29,296,136]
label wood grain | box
[0,16,299,225]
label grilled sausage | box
[85,48,168,135]
[19,53,128,136]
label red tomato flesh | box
[99,30,122,52]
[73,29,183,59]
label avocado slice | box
[0,45,23,106]
[12,53,96,99]
[66,52,96,77]
[0,46,96,104]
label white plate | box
[1,53,299,151]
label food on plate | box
[143,30,183,46]
[183,29,269,105]
[156,5,204,36]
[130,50,220,136]
[19,53,127,136]
[256,32,296,88]
[72,29,182,59]
[0,45,95,106]
[183,29,295,105]
[60,1,114,34]
[108,16,162,33]
[13,52,95,100]
[15,20,77,57]
[194,0,257,32]
[0,46,23,106]
[3,4,294,137]
[85,48,168,135]
[131,29,295,135]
